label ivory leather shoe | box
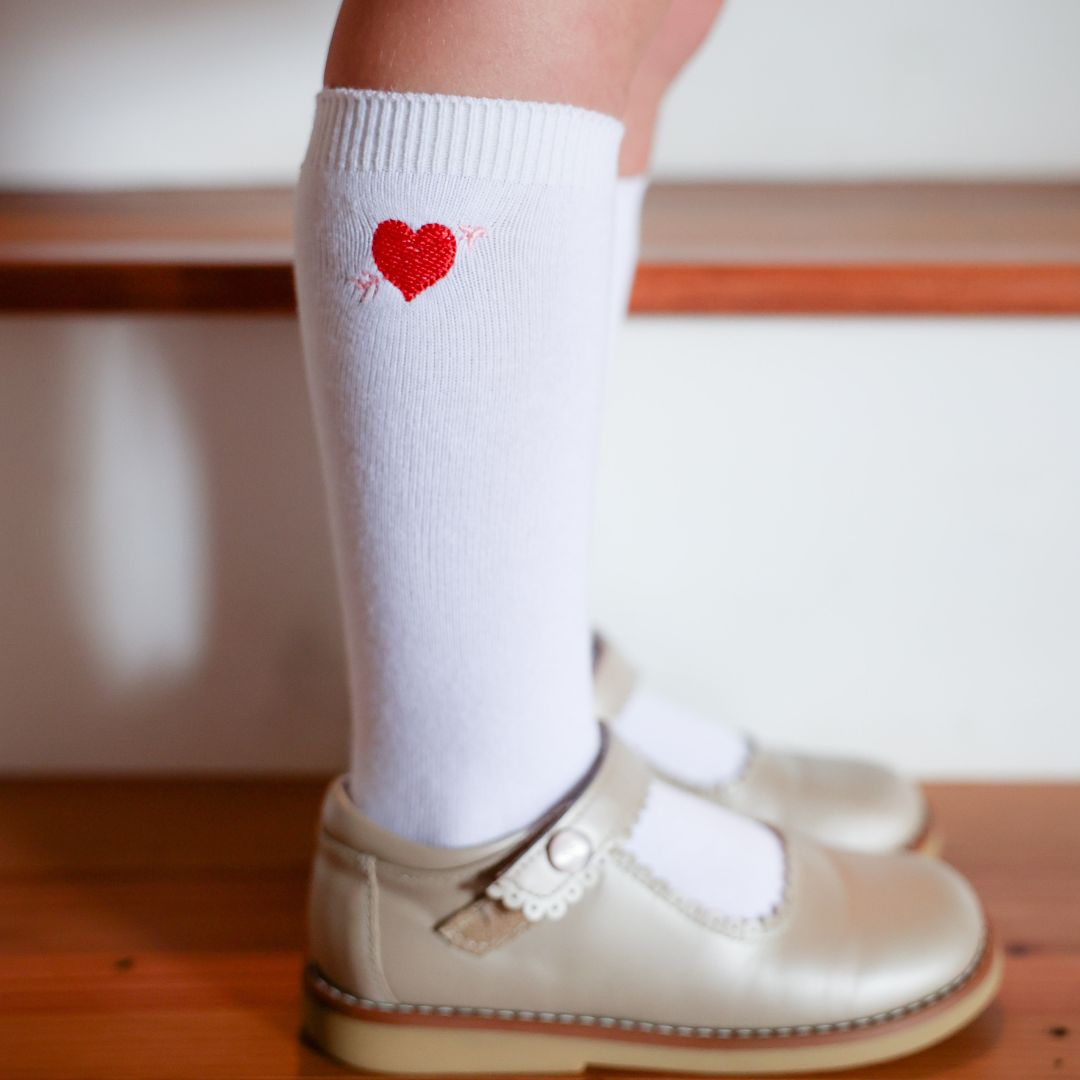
[303,730,1000,1075]
[593,634,940,855]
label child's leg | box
[606,5,755,794]
[296,0,783,920]
[325,0,670,119]
[299,13,998,1071]
[619,0,727,178]
[611,0,726,313]
[601,0,930,856]
[297,0,668,848]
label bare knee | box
[325,0,672,118]
[620,0,725,174]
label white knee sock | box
[619,687,750,786]
[296,89,620,847]
[605,173,781,918]
[610,174,649,320]
[295,92,783,920]
[607,173,754,792]
[625,775,785,921]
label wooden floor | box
[1,780,1077,1079]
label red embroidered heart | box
[372,220,457,302]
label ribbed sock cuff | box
[304,88,622,189]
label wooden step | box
[0,777,1077,1078]
[2,183,1079,315]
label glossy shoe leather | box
[593,634,938,855]
[303,729,999,1075]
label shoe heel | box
[302,987,590,1075]
[302,942,1003,1077]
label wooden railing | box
[2,182,1078,314]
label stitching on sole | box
[306,932,988,1041]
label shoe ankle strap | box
[438,727,650,954]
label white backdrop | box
[2,1,1079,776]
[3,315,1080,777]
[595,318,1080,778]
[1,0,1079,186]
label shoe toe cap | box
[744,750,928,854]
[831,845,987,1017]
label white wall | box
[2,0,1079,187]
[656,0,1080,179]
[595,318,1080,778]
[1,317,348,772]
[3,3,1078,776]
[3,315,1079,777]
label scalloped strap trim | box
[487,841,614,921]
[436,729,650,954]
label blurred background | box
[3,0,1079,778]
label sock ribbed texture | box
[295,89,620,847]
[295,89,783,920]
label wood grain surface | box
[0,778,1077,1078]
[2,183,1078,314]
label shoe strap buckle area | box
[437,729,650,954]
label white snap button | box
[547,828,592,873]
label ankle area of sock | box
[347,719,604,850]
[617,687,751,788]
